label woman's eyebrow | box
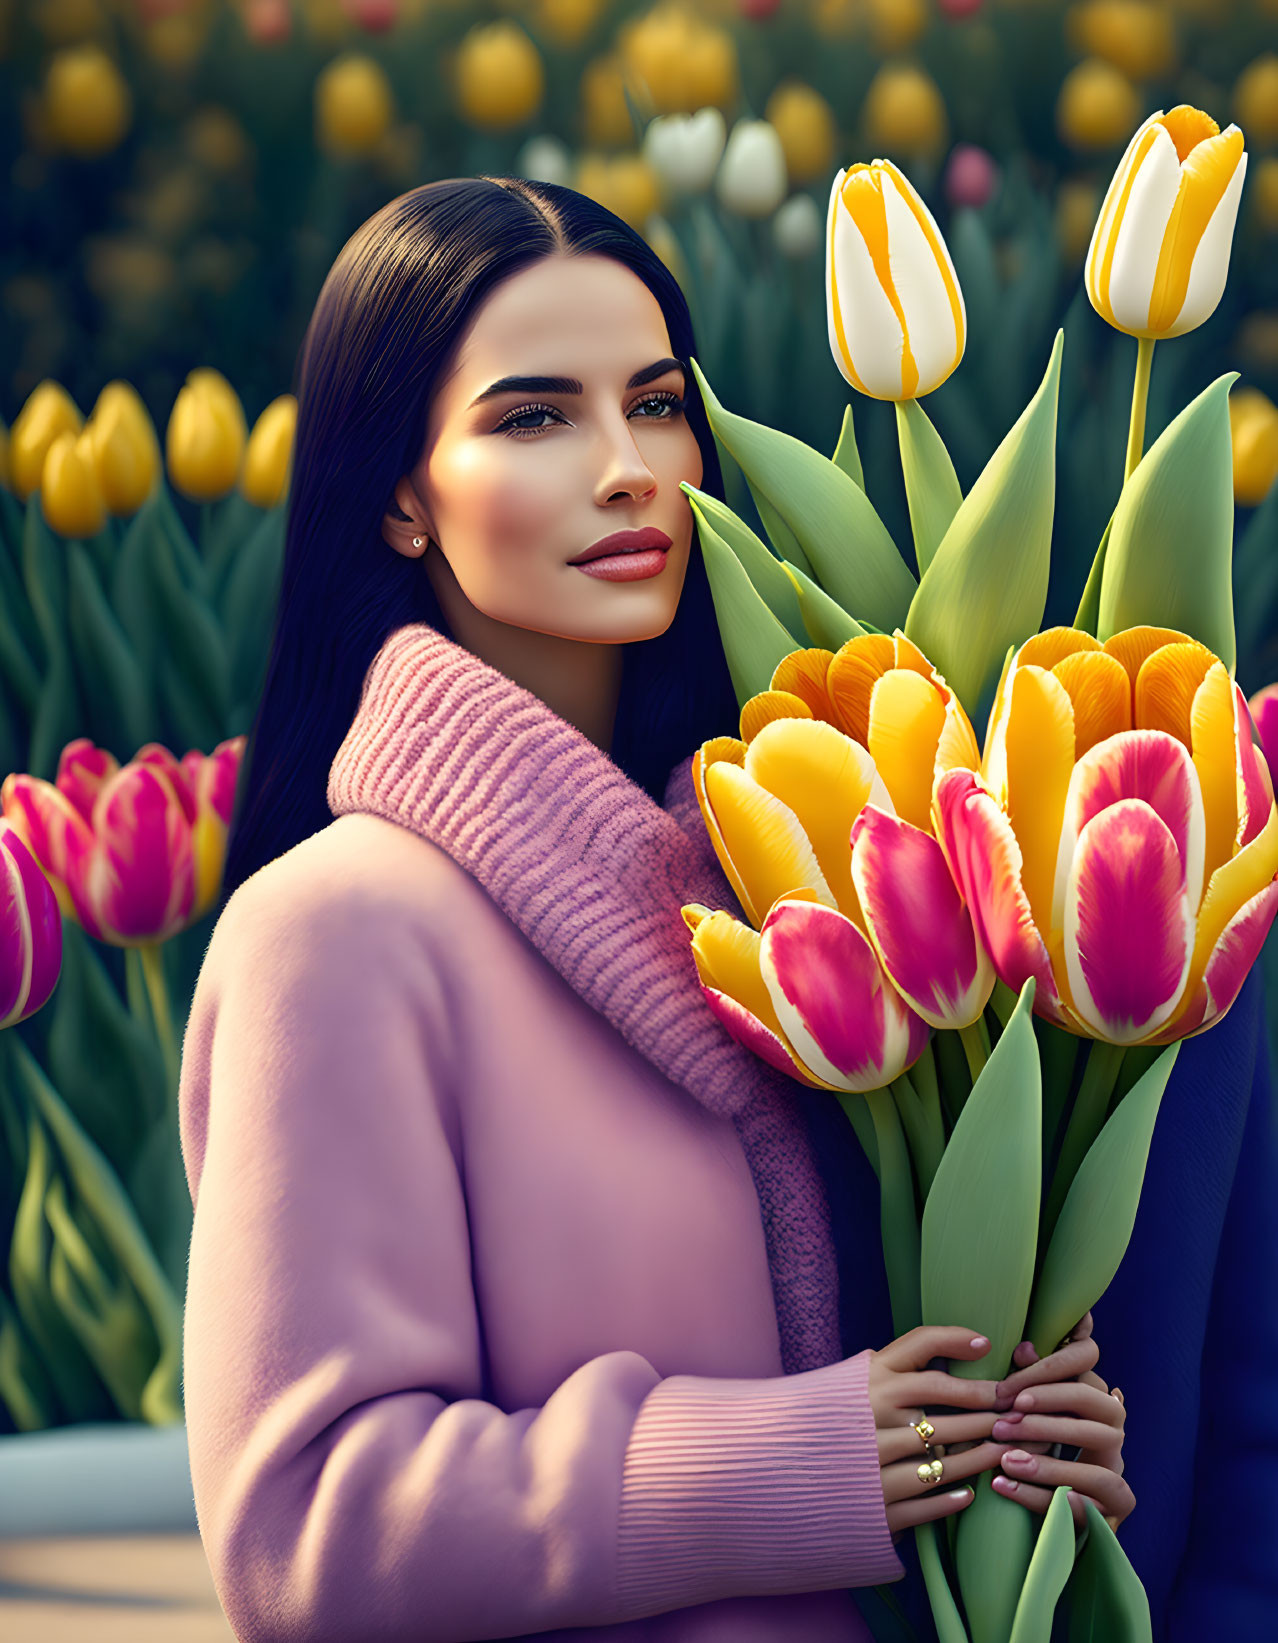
[468,357,686,409]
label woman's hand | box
[867,1325,1014,1539]
[988,1312,1135,1532]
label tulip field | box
[0,0,1277,1442]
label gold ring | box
[910,1418,936,1449]
[916,1458,944,1487]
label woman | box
[178,177,1131,1643]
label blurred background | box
[1,0,1277,1438]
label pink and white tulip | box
[1,735,245,948]
[935,627,1278,1044]
[0,820,62,1028]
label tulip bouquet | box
[677,106,1275,1643]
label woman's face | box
[384,252,703,645]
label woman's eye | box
[497,392,685,439]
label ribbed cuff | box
[615,1349,903,1615]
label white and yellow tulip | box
[1086,105,1247,340]
[825,159,966,401]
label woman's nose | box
[592,417,658,501]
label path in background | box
[0,1534,235,1641]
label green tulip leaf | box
[686,492,806,709]
[1098,373,1237,670]
[957,1477,1037,1643]
[219,502,286,712]
[779,561,868,650]
[895,399,963,577]
[1009,1488,1079,1643]
[831,404,865,492]
[1026,1043,1179,1358]
[1068,1504,1152,1643]
[689,357,917,632]
[66,543,152,759]
[921,975,1041,1375]
[752,490,814,579]
[1073,513,1114,637]
[906,330,1064,719]
[679,482,806,643]
[0,1285,60,1431]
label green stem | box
[852,1086,921,1335]
[915,1521,971,1643]
[1042,1039,1126,1247]
[891,1072,943,1200]
[136,943,180,1098]
[834,1087,881,1181]
[957,1021,988,1084]
[911,1040,948,1161]
[1124,336,1156,482]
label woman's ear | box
[382,477,432,558]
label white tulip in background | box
[1085,105,1248,340]
[825,158,966,400]
[515,134,573,188]
[715,119,788,219]
[773,192,822,258]
[641,108,727,196]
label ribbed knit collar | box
[326,622,841,1374]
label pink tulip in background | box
[0,819,62,1029]
[935,627,1278,1045]
[0,735,245,948]
[1251,683,1278,791]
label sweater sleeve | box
[178,856,903,1643]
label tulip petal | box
[741,690,813,744]
[1190,804,1278,1001]
[693,740,756,922]
[1105,122,1183,335]
[1053,730,1205,935]
[829,168,911,399]
[867,667,947,832]
[771,648,839,724]
[1151,128,1246,337]
[704,758,836,928]
[1063,798,1194,1042]
[1,774,96,930]
[933,768,1067,1024]
[760,897,928,1092]
[827,634,897,746]
[742,717,890,919]
[79,764,197,943]
[698,981,833,1087]
[1052,649,1132,757]
[850,806,994,1029]
[880,160,965,397]
[55,739,120,823]
[1235,683,1275,850]
[1018,626,1102,671]
[1102,625,1196,686]
[1088,112,1163,323]
[1190,662,1239,886]
[1003,664,1077,938]
[0,824,60,1026]
[1134,640,1215,747]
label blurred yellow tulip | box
[240,394,298,509]
[185,368,248,452]
[1086,106,1246,339]
[8,381,83,502]
[619,4,738,116]
[581,55,637,148]
[0,422,10,491]
[533,0,604,48]
[454,23,545,131]
[1233,56,1278,147]
[87,382,161,516]
[41,429,107,538]
[1066,2,1177,83]
[143,11,211,70]
[166,379,245,502]
[31,0,108,46]
[315,54,395,157]
[43,43,131,157]
[575,153,664,228]
[861,64,948,159]
[1057,58,1142,151]
[866,0,926,54]
[1230,387,1278,508]
[765,81,837,186]
[643,212,691,290]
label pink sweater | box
[178,623,904,1643]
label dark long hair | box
[220,175,740,904]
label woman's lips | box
[572,547,670,581]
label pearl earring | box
[412,536,423,548]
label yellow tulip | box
[680,24,736,111]
[315,54,395,157]
[166,381,245,502]
[185,368,248,453]
[581,56,637,148]
[1056,58,1141,151]
[44,44,131,157]
[533,0,604,48]
[765,81,837,186]
[619,5,738,116]
[1086,105,1247,340]
[8,381,83,502]
[142,12,211,71]
[1066,1,1177,83]
[827,159,966,400]
[574,153,664,228]
[811,0,858,40]
[861,64,948,159]
[1230,387,1278,508]
[866,0,927,54]
[41,430,107,538]
[240,394,298,509]
[87,382,161,516]
[1233,55,1278,147]
[454,23,544,132]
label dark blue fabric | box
[797,969,1277,1642]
